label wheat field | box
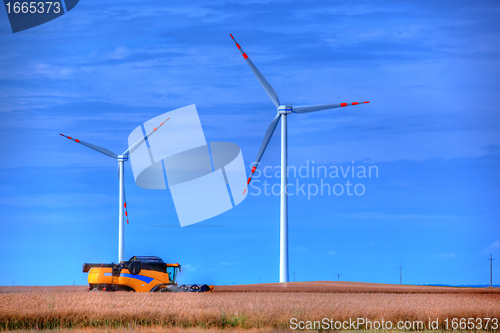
[216,281,500,294]
[1,282,499,331]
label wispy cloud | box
[483,240,500,253]
[483,144,500,154]
[435,253,455,258]
[328,211,465,221]
[0,193,114,208]
[182,263,202,271]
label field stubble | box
[1,282,499,331]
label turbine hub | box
[277,105,292,114]
[118,154,129,162]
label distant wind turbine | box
[230,34,369,283]
[60,117,170,263]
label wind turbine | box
[230,34,369,283]
[60,117,170,263]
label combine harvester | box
[83,256,213,292]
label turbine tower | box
[230,34,369,283]
[60,117,170,263]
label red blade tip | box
[230,33,234,39]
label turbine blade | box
[60,134,117,159]
[118,165,129,225]
[230,34,280,108]
[123,117,171,155]
[293,101,370,114]
[123,182,129,225]
[244,113,282,194]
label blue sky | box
[0,0,499,286]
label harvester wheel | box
[150,284,168,292]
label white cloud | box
[435,253,455,258]
[483,240,500,253]
[182,264,201,271]
[0,193,114,208]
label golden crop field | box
[216,281,500,294]
[1,282,499,332]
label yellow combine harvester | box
[83,256,212,292]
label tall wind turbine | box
[60,117,170,263]
[230,34,369,283]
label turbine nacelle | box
[277,105,292,114]
[117,155,129,162]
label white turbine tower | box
[230,34,370,283]
[60,117,170,263]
